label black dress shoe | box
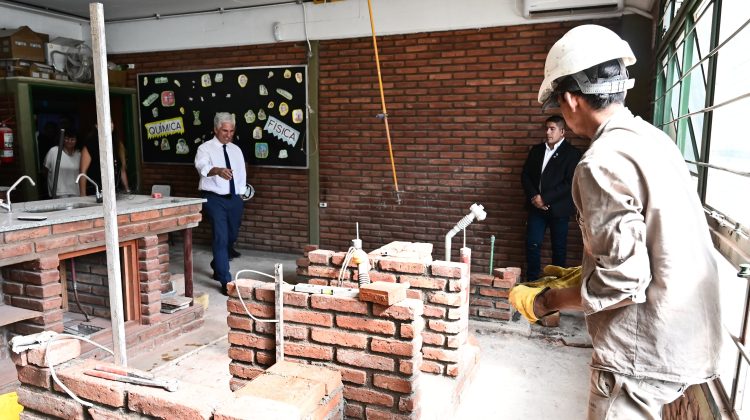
[210,260,215,271]
[229,248,241,260]
[220,284,228,296]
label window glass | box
[717,249,744,399]
[718,0,748,44]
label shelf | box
[0,305,42,327]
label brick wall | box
[226,278,424,419]
[64,253,112,318]
[469,267,520,322]
[109,18,630,273]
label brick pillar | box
[156,234,172,292]
[137,235,162,325]
[1,255,64,335]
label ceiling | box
[3,0,310,22]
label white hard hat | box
[538,25,637,108]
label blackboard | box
[137,65,308,168]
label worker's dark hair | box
[63,127,78,139]
[545,115,566,129]
[555,59,627,110]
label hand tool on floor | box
[84,365,179,392]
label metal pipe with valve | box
[445,203,486,262]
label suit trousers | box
[202,192,244,284]
[525,209,569,280]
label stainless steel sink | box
[21,202,102,213]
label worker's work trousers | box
[587,369,687,420]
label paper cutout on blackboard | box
[142,93,158,107]
[279,149,288,158]
[253,127,262,140]
[279,102,289,116]
[152,108,158,118]
[238,74,247,87]
[295,72,303,83]
[257,109,266,121]
[255,142,269,158]
[143,77,149,86]
[155,77,168,84]
[201,74,211,87]
[174,80,181,87]
[244,110,256,124]
[146,117,185,139]
[194,137,202,144]
[267,101,274,109]
[292,109,304,124]
[264,116,299,147]
[284,69,291,79]
[192,111,201,126]
[160,138,170,151]
[176,139,190,155]
[179,107,185,115]
[268,71,274,78]
[215,73,223,83]
[276,88,292,101]
[161,91,175,107]
[259,85,268,96]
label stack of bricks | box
[10,334,344,419]
[468,267,521,322]
[297,241,479,379]
[156,234,172,293]
[226,278,424,419]
[138,234,169,325]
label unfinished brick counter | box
[298,242,478,379]
[226,278,424,419]
[468,267,521,322]
[0,195,204,374]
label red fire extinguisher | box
[0,120,13,164]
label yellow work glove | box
[525,265,582,290]
[509,285,548,324]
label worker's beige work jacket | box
[572,107,722,384]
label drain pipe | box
[445,203,487,262]
[338,223,371,287]
[69,258,91,322]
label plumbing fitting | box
[339,223,371,287]
[1,175,36,213]
[445,203,486,262]
[75,173,102,202]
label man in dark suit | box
[521,115,582,280]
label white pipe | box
[90,3,127,366]
[274,263,284,363]
[445,203,486,262]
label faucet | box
[75,173,102,202]
[1,176,36,213]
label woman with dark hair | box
[79,121,131,196]
[43,128,81,198]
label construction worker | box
[509,25,722,419]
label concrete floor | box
[129,244,594,419]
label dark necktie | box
[223,144,235,195]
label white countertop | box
[0,194,206,234]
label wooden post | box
[183,229,193,298]
[90,2,127,366]
[275,263,284,363]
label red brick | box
[148,217,179,231]
[345,404,364,419]
[368,272,397,283]
[399,275,446,290]
[230,361,266,379]
[5,226,51,242]
[343,386,394,407]
[307,265,344,279]
[430,261,467,278]
[127,381,226,419]
[228,331,275,350]
[226,299,275,319]
[420,360,444,374]
[470,296,493,307]
[423,305,446,318]
[228,345,254,363]
[25,256,60,270]
[17,364,51,388]
[16,386,85,419]
[0,242,34,259]
[373,374,414,393]
[296,257,310,267]
[479,287,509,298]
[36,235,78,252]
[130,210,161,221]
[311,328,367,349]
[11,296,62,312]
[303,244,319,254]
[339,367,367,385]
[308,249,335,264]
[378,259,426,274]
[372,299,422,321]
[337,349,395,371]
[427,291,463,307]
[52,220,94,234]
[227,314,253,331]
[359,282,408,306]
[284,307,333,327]
[284,342,333,361]
[311,295,368,314]
[371,338,415,357]
[422,331,446,346]
[54,360,126,407]
[470,273,494,286]
[399,357,421,375]
[423,347,460,363]
[336,315,395,335]
[25,282,62,298]
[2,281,23,295]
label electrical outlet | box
[319,202,328,208]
